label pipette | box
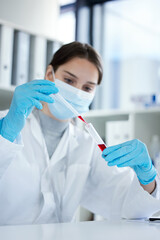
[54,92,79,117]
[51,69,87,123]
[53,92,87,123]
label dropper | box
[51,69,107,151]
[51,69,81,119]
[55,92,80,117]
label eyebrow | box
[86,81,97,85]
[63,70,97,85]
[63,70,78,79]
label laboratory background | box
[0,0,160,221]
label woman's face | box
[54,57,99,93]
[43,57,99,120]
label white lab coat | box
[0,110,160,225]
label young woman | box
[0,42,159,225]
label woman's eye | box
[64,78,73,84]
[84,86,93,92]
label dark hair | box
[49,41,103,85]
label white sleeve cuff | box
[151,176,160,199]
[0,132,24,148]
[0,134,24,178]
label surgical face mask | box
[48,79,95,120]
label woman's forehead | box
[57,58,99,80]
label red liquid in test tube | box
[98,144,107,151]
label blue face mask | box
[48,79,95,120]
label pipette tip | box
[78,116,87,124]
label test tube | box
[85,123,107,151]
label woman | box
[0,42,159,225]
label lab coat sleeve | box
[0,113,24,179]
[151,176,160,199]
[80,146,160,220]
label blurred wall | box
[119,58,160,109]
[0,0,59,39]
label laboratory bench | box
[0,220,160,240]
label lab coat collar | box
[49,122,79,166]
[68,122,79,155]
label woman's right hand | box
[0,80,59,142]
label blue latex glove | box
[102,139,157,185]
[0,80,59,142]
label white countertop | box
[0,220,160,240]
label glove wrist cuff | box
[0,118,4,134]
[137,164,157,185]
[1,117,18,142]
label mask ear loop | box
[52,68,56,82]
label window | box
[57,0,76,43]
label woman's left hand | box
[102,139,157,185]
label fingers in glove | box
[102,139,138,157]
[103,145,135,163]
[107,144,143,167]
[30,98,43,110]
[28,79,56,86]
[33,92,55,103]
[30,84,59,96]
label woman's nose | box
[75,83,83,90]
